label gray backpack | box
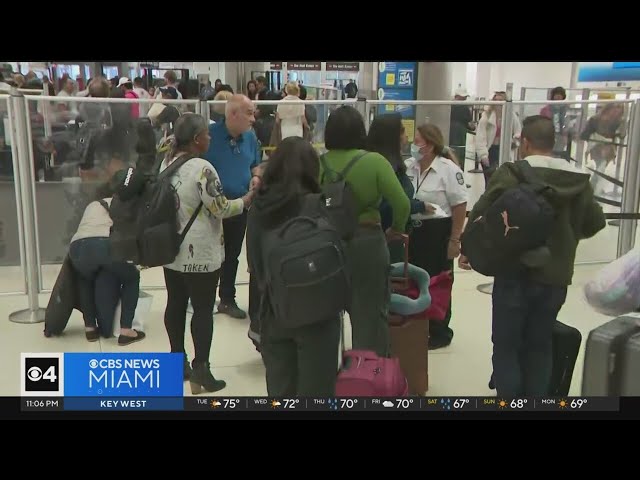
[261,193,350,328]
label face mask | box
[411,143,424,160]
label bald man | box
[204,94,262,319]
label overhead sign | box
[140,62,160,69]
[287,62,321,71]
[326,62,359,72]
[269,62,283,70]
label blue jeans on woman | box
[69,237,140,337]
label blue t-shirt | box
[204,121,261,199]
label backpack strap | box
[158,153,196,179]
[320,150,368,183]
[155,153,203,245]
[339,150,368,179]
[98,199,110,213]
[513,161,551,194]
[178,202,203,245]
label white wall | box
[453,62,574,99]
[480,62,573,99]
[193,62,225,84]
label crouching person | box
[247,137,345,396]
[69,169,142,345]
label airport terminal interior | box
[0,61,639,398]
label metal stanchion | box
[9,92,45,323]
[617,99,640,258]
[574,88,590,170]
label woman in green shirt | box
[320,106,410,357]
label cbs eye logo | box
[24,358,59,392]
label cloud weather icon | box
[383,401,394,408]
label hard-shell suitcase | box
[581,315,640,396]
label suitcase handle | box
[343,350,381,362]
[389,234,409,290]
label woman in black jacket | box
[246,137,340,397]
[366,113,426,263]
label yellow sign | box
[402,119,415,143]
[385,73,395,86]
[597,92,616,100]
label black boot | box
[183,354,193,381]
[189,362,226,395]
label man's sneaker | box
[218,301,247,319]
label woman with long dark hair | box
[247,137,340,396]
[367,114,427,262]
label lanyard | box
[415,167,431,198]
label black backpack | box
[320,150,368,239]
[108,154,202,268]
[461,161,556,277]
[261,193,350,328]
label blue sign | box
[63,353,183,397]
[578,62,640,82]
[377,61,418,119]
[376,88,415,118]
[378,62,417,89]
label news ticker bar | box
[21,397,619,412]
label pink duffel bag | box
[336,350,408,397]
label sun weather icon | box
[498,399,508,409]
[440,398,452,410]
[558,399,568,409]
[328,399,338,411]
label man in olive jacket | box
[460,115,606,397]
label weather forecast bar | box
[19,397,619,412]
[183,397,620,412]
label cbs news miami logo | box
[21,352,183,397]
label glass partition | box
[517,98,635,264]
[27,94,198,291]
[0,95,25,293]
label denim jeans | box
[491,273,567,397]
[69,237,140,335]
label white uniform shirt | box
[405,155,468,220]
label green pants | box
[261,314,341,397]
[346,227,391,357]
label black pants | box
[408,217,454,344]
[219,210,248,303]
[261,314,341,397]
[482,144,500,186]
[492,273,567,397]
[163,267,221,366]
[69,237,140,335]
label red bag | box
[425,271,453,321]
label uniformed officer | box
[405,124,468,349]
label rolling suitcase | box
[388,235,430,395]
[488,320,581,396]
[549,321,582,396]
[581,315,640,396]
